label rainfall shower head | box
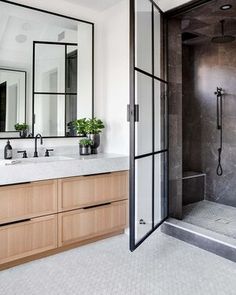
[211,20,235,43]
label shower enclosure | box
[162,0,236,262]
[129,0,236,261]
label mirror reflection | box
[0,69,26,134]
[0,1,93,138]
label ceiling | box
[179,0,236,45]
[63,0,122,12]
[63,0,192,12]
[157,0,192,11]
[0,1,78,68]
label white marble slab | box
[0,153,129,185]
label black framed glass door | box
[129,0,168,251]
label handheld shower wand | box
[215,87,223,176]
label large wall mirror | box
[0,0,94,138]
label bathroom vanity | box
[0,154,129,269]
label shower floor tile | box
[183,200,236,239]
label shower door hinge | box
[127,104,139,122]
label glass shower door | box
[129,0,168,251]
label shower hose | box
[215,87,223,176]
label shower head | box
[211,20,235,43]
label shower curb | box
[161,218,236,263]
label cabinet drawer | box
[58,171,128,211]
[0,180,57,225]
[0,215,57,264]
[58,200,128,246]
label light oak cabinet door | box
[0,180,57,225]
[58,200,128,246]
[0,215,57,264]
[58,171,128,211]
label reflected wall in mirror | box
[0,0,94,138]
[0,68,26,136]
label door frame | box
[129,0,215,251]
[129,0,168,251]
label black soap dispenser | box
[4,140,12,159]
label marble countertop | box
[0,153,129,186]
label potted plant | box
[14,123,28,138]
[85,118,105,154]
[79,138,93,155]
[73,118,87,137]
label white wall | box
[157,0,191,11]
[95,0,129,155]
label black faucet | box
[34,134,43,157]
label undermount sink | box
[20,156,73,164]
[0,156,73,166]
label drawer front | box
[0,215,57,264]
[58,200,128,246]
[58,171,128,211]
[0,180,58,225]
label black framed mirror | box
[0,0,94,139]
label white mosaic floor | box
[183,200,236,239]
[0,231,235,295]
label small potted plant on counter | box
[14,123,28,138]
[73,118,87,137]
[79,138,93,155]
[85,118,105,154]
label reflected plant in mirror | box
[14,123,28,138]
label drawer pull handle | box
[83,172,112,177]
[0,182,31,187]
[83,202,111,210]
[0,218,31,227]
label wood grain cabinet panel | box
[0,180,58,225]
[0,215,57,264]
[58,200,128,246]
[58,171,128,211]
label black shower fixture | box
[211,20,235,43]
[220,4,232,10]
[215,87,224,176]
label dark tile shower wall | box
[183,42,236,208]
[168,19,183,218]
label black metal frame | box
[32,41,79,137]
[0,67,27,133]
[129,0,169,251]
[129,0,215,252]
[0,0,94,139]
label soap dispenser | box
[4,140,12,159]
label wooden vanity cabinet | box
[0,180,57,225]
[58,171,128,211]
[0,171,128,268]
[58,200,128,247]
[0,215,57,264]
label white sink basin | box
[20,156,73,164]
[0,156,73,166]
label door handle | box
[127,104,139,122]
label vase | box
[19,130,27,138]
[87,134,100,154]
[79,145,91,156]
